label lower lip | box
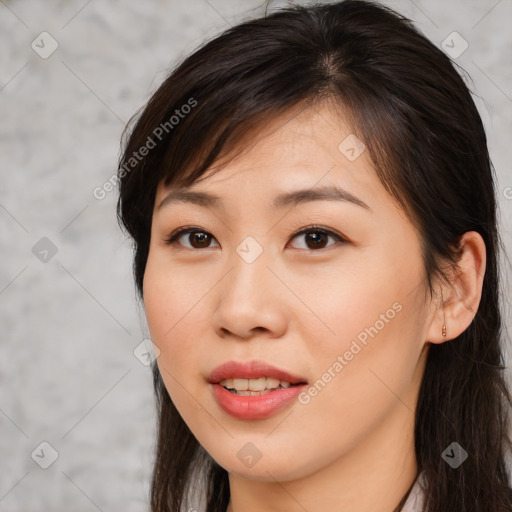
[210,383,307,420]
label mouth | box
[218,377,304,396]
[208,360,308,389]
[207,360,308,419]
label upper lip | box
[207,360,308,385]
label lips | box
[207,360,308,420]
[207,360,308,386]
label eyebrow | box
[157,184,371,212]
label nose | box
[213,247,288,340]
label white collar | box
[401,471,426,512]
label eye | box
[164,225,347,251]
[165,227,219,250]
[288,225,347,250]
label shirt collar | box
[401,471,426,512]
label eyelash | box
[164,225,348,251]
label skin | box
[143,102,486,512]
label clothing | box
[401,471,426,512]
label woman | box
[116,1,512,510]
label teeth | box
[219,377,293,392]
[233,378,249,390]
[232,390,273,396]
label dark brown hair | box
[116,1,512,510]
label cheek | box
[143,256,196,375]
[292,299,422,462]
[143,251,219,408]
[143,250,202,341]
[298,258,425,415]
[295,260,398,353]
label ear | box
[426,231,486,344]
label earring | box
[441,289,447,337]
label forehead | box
[154,102,384,210]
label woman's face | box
[143,103,434,482]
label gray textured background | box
[1,0,511,510]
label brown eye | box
[294,231,330,250]
[165,225,347,251]
[289,227,346,251]
[165,228,219,249]
[185,231,214,249]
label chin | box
[214,451,310,483]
